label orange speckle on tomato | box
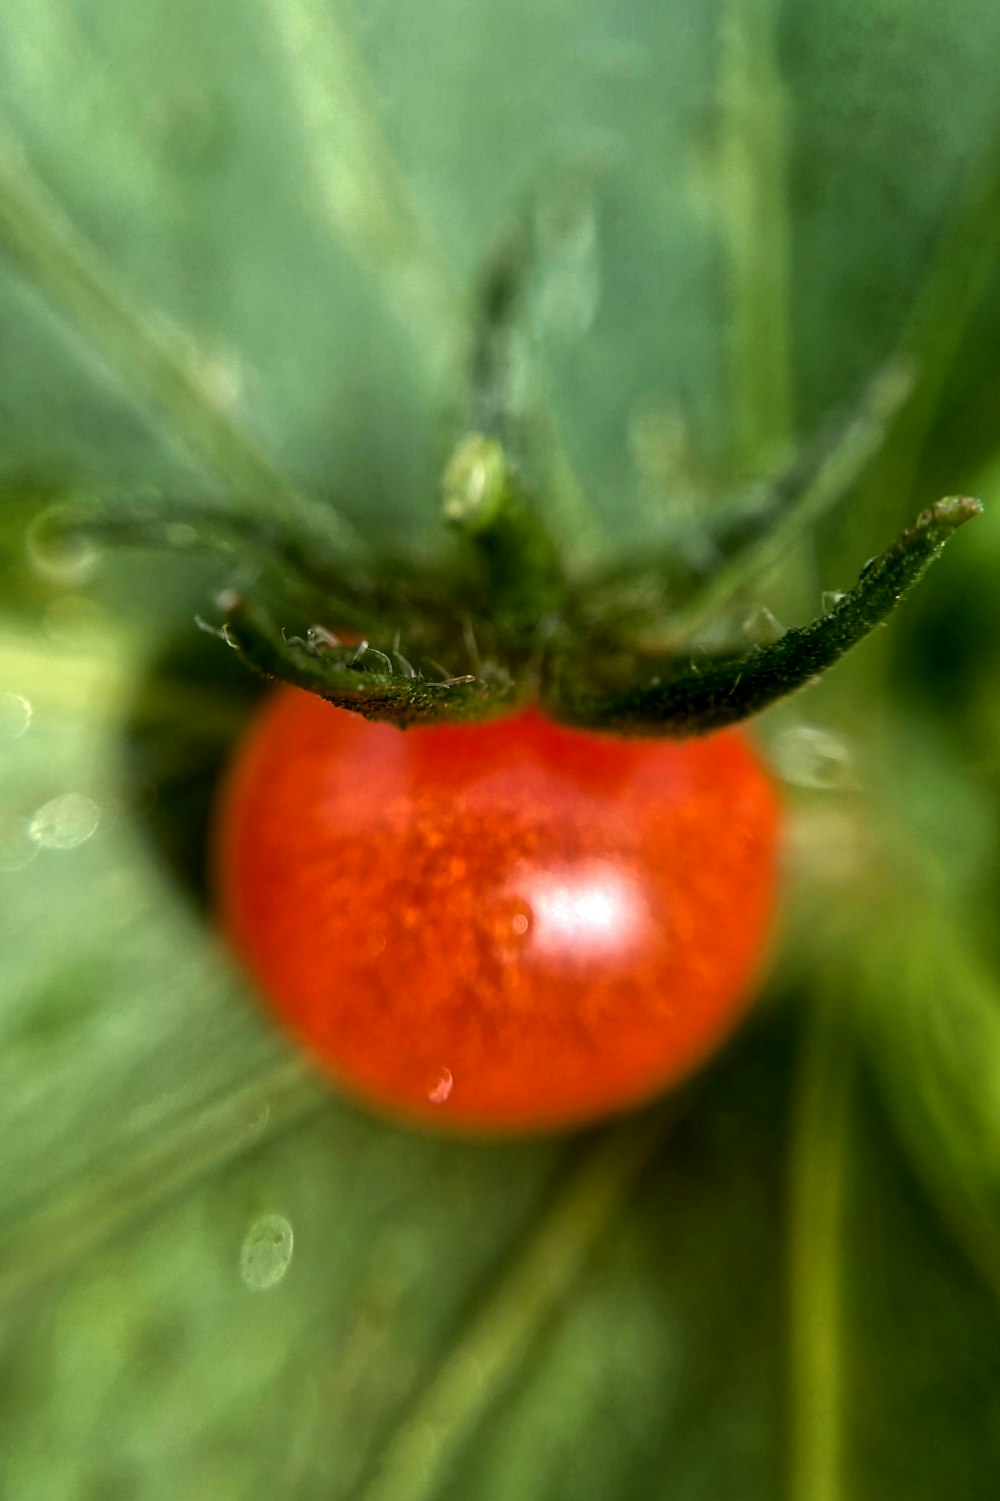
[215,687,781,1133]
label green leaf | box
[4,0,1000,1496]
[853,887,1000,1306]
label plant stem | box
[788,994,853,1501]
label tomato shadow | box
[120,623,267,907]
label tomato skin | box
[215,687,781,1133]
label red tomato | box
[215,687,781,1133]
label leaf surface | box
[3,1,1000,1497]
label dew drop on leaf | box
[25,508,100,584]
[770,724,857,792]
[28,792,101,850]
[239,1214,294,1291]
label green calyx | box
[58,457,981,736]
[45,222,982,737]
[546,497,981,736]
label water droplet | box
[771,724,857,792]
[0,693,32,741]
[742,604,786,644]
[687,646,710,676]
[427,1067,454,1105]
[28,792,101,850]
[490,895,535,960]
[26,508,100,583]
[0,816,38,873]
[240,1213,294,1290]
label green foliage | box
[2,0,1000,1498]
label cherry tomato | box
[215,686,781,1133]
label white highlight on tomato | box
[517,858,651,960]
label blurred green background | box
[2,0,1000,1497]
